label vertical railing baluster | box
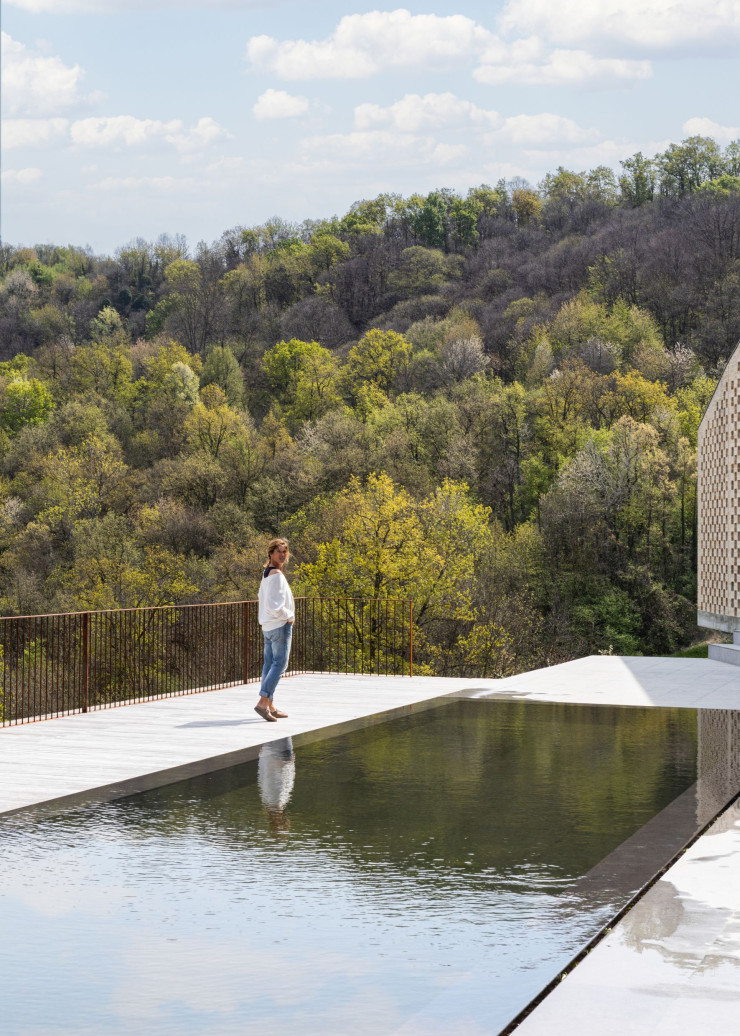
[245,602,250,683]
[0,595,414,727]
[409,601,413,677]
[82,612,90,713]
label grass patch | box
[672,643,710,658]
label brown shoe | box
[255,705,277,722]
[270,709,288,718]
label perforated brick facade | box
[698,343,740,632]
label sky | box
[2,0,740,254]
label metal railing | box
[0,597,413,726]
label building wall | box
[698,343,740,631]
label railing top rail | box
[0,596,413,623]
[0,601,256,622]
[294,596,414,604]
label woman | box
[255,537,294,722]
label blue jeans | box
[260,623,293,701]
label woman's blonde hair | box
[266,538,290,565]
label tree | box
[658,136,726,198]
[68,343,134,405]
[292,348,342,423]
[200,345,244,406]
[57,515,197,610]
[342,329,412,398]
[36,433,134,534]
[440,334,488,383]
[388,246,453,297]
[511,188,542,226]
[339,194,394,235]
[308,233,350,272]
[449,196,482,248]
[409,191,449,249]
[0,378,54,436]
[158,257,223,354]
[262,337,342,425]
[184,386,246,459]
[619,153,656,207]
[89,304,125,343]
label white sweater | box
[258,569,295,630]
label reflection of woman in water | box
[255,538,295,722]
[258,738,295,834]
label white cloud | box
[493,113,601,147]
[245,11,650,88]
[475,38,651,86]
[298,129,469,169]
[70,115,182,147]
[3,114,230,155]
[7,0,271,10]
[67,115,229,151]
[683,117,740,144]
[165,116,232,152]
[253,89,310,120]
[352,106,599,154]
[247,9,493,79]
[1,32,86,116]
[500,0,740,49]
[355,93,500,133]
[1,167,43,185]
[205,156,245,174]
[523,139,638,169]
[2,117,70,149]
[91,175,198,193]
[432,143,470,165]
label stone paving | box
[0,673,467,816]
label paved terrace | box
[2,654,740,1034]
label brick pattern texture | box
[698,348,740,623]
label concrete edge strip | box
[0,694,451,821]
[499,784,740,1034]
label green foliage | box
[262,338,342,424]
[90,305,124,341]
[511,188,542,225]
[697,174,740,196]
[410,191,449,248]
[658,136,725,198]
[68,343,134,405]
[57,515,197,610]
[338,195,395,235]
[200,345,244,406]
[0,378,54,436]
[571,587,642,655]
[671,643,709,658]
[619,153,657,207]
[537,292,664,366]
[389,246,462,298]
[308,233,351,271]
[343,329,412,398]
[0,140,729,665]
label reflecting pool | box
[1,699,736,1036]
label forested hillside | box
[0,135,737,674]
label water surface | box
[0,700,707,1035]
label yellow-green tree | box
[0,377,54,436]
[262,338,341,424]
[342,329,412,399]
[290,473,512,674]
